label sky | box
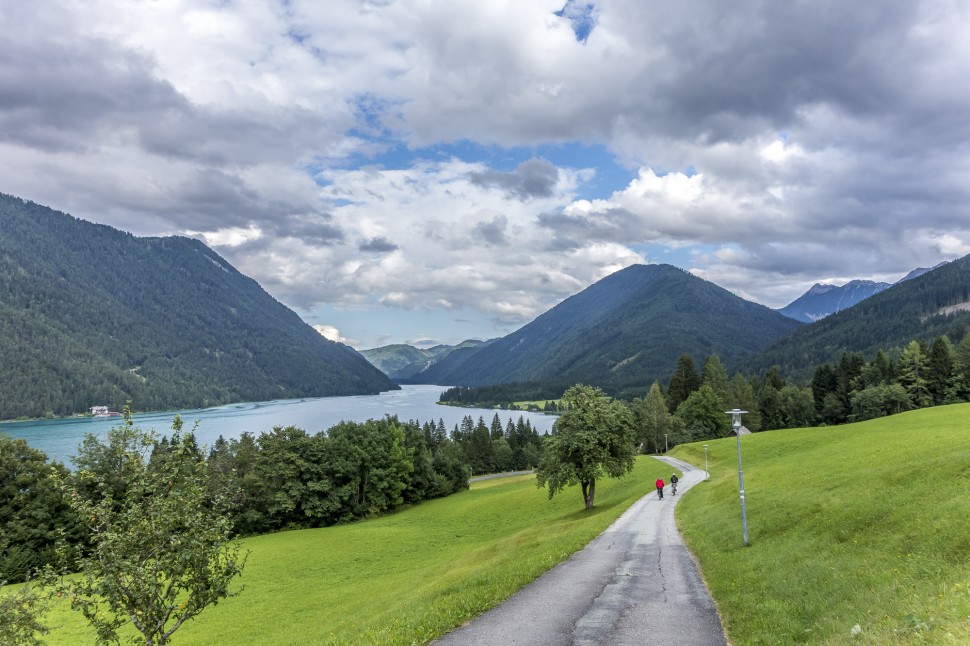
[2,0,969,350]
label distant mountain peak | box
[779,279,891,323]
[806,283,838,296]
[898,261,949,283]
[407,263,800,395]
[749,253,970,378]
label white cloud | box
[187,225,263,248]
[312,324,358,348]
[2,0,970,345]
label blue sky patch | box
[555,1,597,43]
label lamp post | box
[704,444,709,481]
[665,433,668,453]
[726,409,749,545]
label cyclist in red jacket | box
[656,477,665,500]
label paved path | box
[433,458,727,646]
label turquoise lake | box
[0,385,556,465]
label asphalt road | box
[433,458,727,646]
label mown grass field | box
[510,399,560,411]
[34,457,669,645]
[672,403,970,645]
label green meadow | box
[672,403,970,645]
[35,458,669,645]
[19,405,970,644]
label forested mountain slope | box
[413,264,803,397]
[0,194,396,419]
[743,254,970,378]
[361,339,487,380]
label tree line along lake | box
[1,385,557,465]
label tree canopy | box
[535,384,636,510]
[47,411,247,645]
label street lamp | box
[703,444,709,481]
[664,433,668,453]
[725,409,749,546]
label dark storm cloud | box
[359,236,399,252]
[468,158,559,200]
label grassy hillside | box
[672,404,970,644]
[33,458,670,645]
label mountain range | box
[742,255,970,378]
[391,264,803,397]
[363,259,970,395]
[776,262,950,323]
[7,191,968,418]
[359,340,489,380]
[0,194,396,420]
[777,280,891,323]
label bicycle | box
[671,480,678,496]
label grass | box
[29,457,669,645]
[511,399,560,411]
[672,403,970,645]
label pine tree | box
[667,354,700,411]
[701,354,729,404]
[631,381,673,454]
[898,340,931,407]
[926,335,954,404]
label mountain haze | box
[0,194,396,420]
[360,340,487,380]
[412,264,803,396]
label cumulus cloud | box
[359,237,399,253]
[2,0,969,342]
[312,324,358,348]
[468,158,560,200]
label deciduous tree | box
[675,385,730,440]
[0,436,80,584]
[0,582,48,646]
[535,385,636,510]
[48,411,246,646]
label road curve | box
[432,458,727,646]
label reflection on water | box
[1,385,556,465]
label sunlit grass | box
[673,404,970,645]
[32,457,668,645]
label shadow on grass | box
[558,492,644,522]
